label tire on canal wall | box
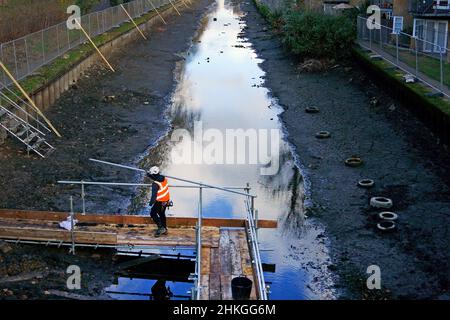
[353,49,450,145]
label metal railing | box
[58,178,268,300]
[245,191,267,300]
[0,82,52,134]
[357,16,449,98]
[0,0,170,90]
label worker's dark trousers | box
[150,201,167,228]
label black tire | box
[378,212,398,221]
[377,220,396,232]
[358,179,375,188]
[305,106,320,114]
[345,157,363,167]
[370,197,393,209]
[315,131,331,139]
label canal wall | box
[353,48,450,145]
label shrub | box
[281,10,356,60]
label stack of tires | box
[370,196,397,233]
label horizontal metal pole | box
[105,291,191,299]
[1,238,195,251]
[89,158,257,198]
[57,180,249,190]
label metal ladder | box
[0,87,55,158]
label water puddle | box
[111,0,335,299]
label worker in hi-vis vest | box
[147,166,170,237]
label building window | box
[435,0,450,9]
[413,19,448,53]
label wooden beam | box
[0,226,117,245]
[47,290,112,300]
[0,209,277,228]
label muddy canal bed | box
[241,1,450,299]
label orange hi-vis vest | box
[155,178,170,202]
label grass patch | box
[382,46,450,89]
[354,47,450,116]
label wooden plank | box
[229,230,243,276]
[239,231,253,276]
[0,271,47,284]
[0,226,117,245]
[220,275,233,300]
[199,275,210,300]
[115,226,220,247]
[219,229,232,275]
[210,248,221,274]
[0,209,277,228]
[209,273,221,300]
[201,247,211,275]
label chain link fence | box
[357,15,450,99]
[0,0,171,89]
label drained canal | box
[107,0,335,300]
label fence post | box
[0,45,6,86]
[415,37,419,77]
[67,26,71,50]
[379,26,382,50]
[88,14,91,37]
[79,18,82,44]
[96,12,100,37]
[12,41,19,79]
[56,25,61,55]
[24,38,30,75]
[440,49,444,91]
[41,30,46,64]
[396,33,399,65]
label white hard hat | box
[149,166,160,175]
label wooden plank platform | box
[0,216,219,248]
[0,209,277,228]
[0,209,275,300]
[199,228,257,300]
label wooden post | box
[168,0,181,16]
[120,4,148,40]
[146,0,167,24]
[181,0,190,8]
[75,20,115,72]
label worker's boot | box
[160,226,168,236]
[153,217,162,238]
